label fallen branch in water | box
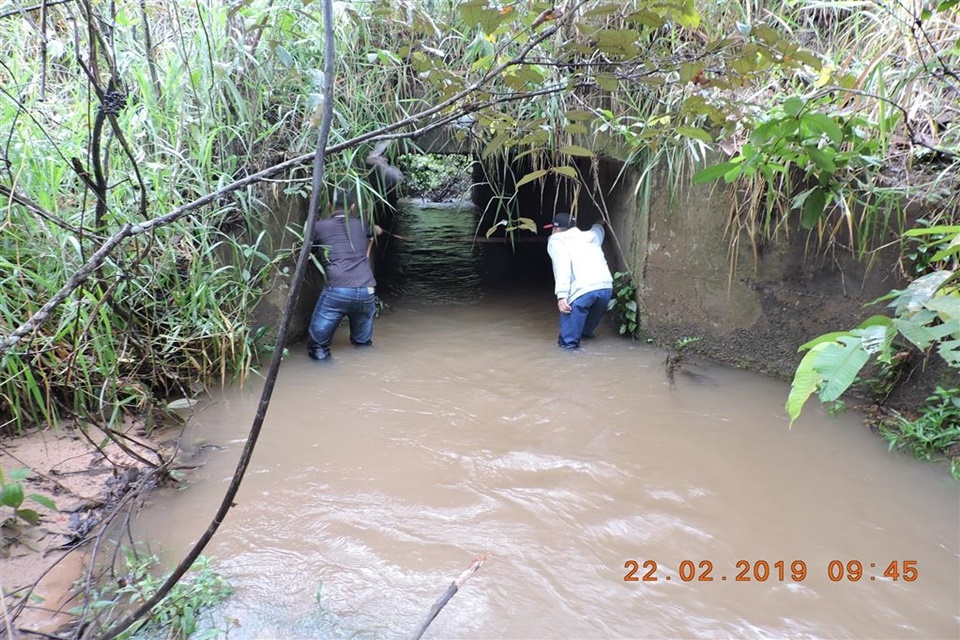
[410,554,487,640]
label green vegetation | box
[607,271,639,338]
[786,247,958,427]
[880,387,960,478]
[664,335,704,384]
[397,153,475,201]
[0,466,56,527]
[75,553,233,640]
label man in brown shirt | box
[307,190,382,361]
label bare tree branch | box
[0,0,70,21]
[0,184,87,235]
[410,555,487,640]
[90,1,337,638]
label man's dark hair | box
[330,188,357,213]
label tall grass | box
[702,1,960,257]
[0,0,306,432]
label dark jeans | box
[558,288,612,349]
[308,286,376,360]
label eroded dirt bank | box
[1,422,175,636]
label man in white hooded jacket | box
[545,213,614,349]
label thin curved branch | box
[811,85,959,161]
[0,0,69,20]
[93,0,339,635]
[0,184,86,235]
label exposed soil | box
[0,421,176,637]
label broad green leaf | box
[798,330,853,351]
[28,494,57,511]
[673,0,701,29]
[516,217,538,233]
[515,169,547,188]
[275,45,295,68]
[16,508,40,525]
[675,125,713,143]
[520,131,550,145]
[723,165,743,183]
[8,468,30,482]
[803,113,844,144]
[791,187,816,210]
[459,1,486,27]
[678,62,704,83]
[894,270,954,316]
[787,342,828,425]
[783,97,804,117]
[753,24,780,44]
[503,72,530,91]
[859,324,894,355]
[564,123,590,135]
[800,187,825,229]
[857,315,894,329]
[793,49,822,69]
[937,339,960,366]
[893,317,937,349]
[750,120,781,144]
[813,336,871,402]
[625,9,666,29]
[559,145,594,157]
[930,234,960,262]
[515,65,545,85]
[596,73,619,91]
[806,147,836,174]
[595,29,641,55]
[565,110,594,121]
[925,295,960,322]
[481,133,509,160]
[552,166,578,179]
[903,225,960,237]
[2,482,24,508]
[693,161,738,184]
[583,4,622,18]
[929,320,960,343]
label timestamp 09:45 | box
[624,560,920,583]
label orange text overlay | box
[623,560,919,583]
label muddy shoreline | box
[1,421,176,637]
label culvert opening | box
[376,199,554,305]
[374,152,626,306]
[369,151,555,305]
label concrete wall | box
[248,187,323,344]
[586,154,951,405]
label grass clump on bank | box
[74,553,233,640]
[878,387,960,479]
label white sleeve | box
[547,239,572,299]
[589,224,605,244]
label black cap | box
[544,213,575,230]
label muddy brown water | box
[133,203,959,639]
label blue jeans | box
[558,288,612,349]
[308,286,376,360]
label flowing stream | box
[133,202,959,639]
